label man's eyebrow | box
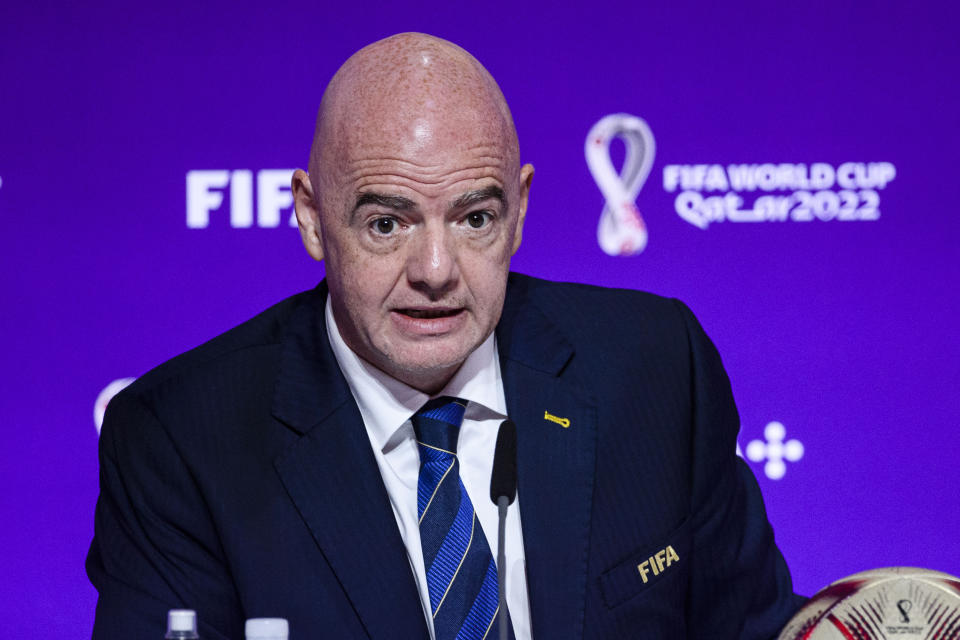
[352,192,417,214]
[451,186,506,210]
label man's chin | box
[377,343,476,394]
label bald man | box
[88,33,804,639]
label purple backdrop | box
[2,1,958,636]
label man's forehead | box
[333,126,510,167]
[320,108,515,199]
[324,79,509,153]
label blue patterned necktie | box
[412,397,503,640]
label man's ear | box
[512,163,534,255]
[292,169,324,262]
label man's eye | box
[466,211,491,229]
[372,217,397,234]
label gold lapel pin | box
[544,411,571,428]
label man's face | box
[296,115,533,393]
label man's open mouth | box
[398,308,462,319]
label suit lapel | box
[271,285,428,639]
[498,276,598,640]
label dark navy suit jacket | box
[87,274,804,639]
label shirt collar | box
[324,298,506,452]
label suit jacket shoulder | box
[500,273,698,400]
[121,287,317,403]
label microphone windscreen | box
[490,419,518,504]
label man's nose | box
[406,224,459,296]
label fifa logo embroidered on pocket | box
[637,546,680,583]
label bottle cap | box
[245,617,289,639]
[167,609,197,633]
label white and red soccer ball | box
[778,567,960,640]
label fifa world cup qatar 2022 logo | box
[585,113,656,256]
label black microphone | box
[490,419,518,505]
[490,419,517,640]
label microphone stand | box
[497,495,509,640]
[490,419,517,640]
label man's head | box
[292,33,534,394]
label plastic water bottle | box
[165,609,199,639]
[245,618,289,640]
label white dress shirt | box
[325,300,531,640]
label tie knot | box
[411,396,467,454]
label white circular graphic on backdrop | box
[746,421,804,480]
[585,113,655,256]
[94,378,136,435]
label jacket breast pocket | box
[598,516,693,609]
